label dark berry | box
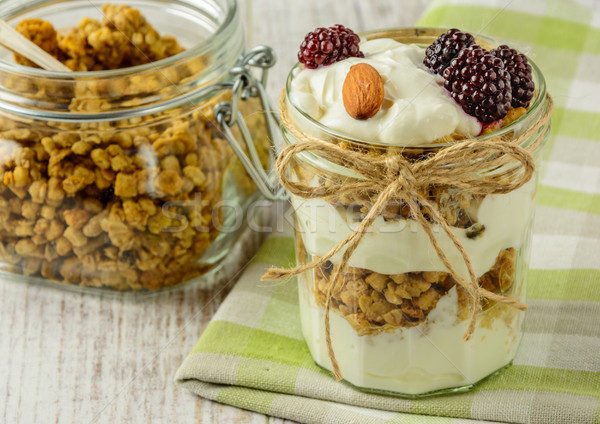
[423,28,475,75]
[298,25,364,69]
[491,45,534,108]
[442,45,512,123]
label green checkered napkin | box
[175,1,600,422]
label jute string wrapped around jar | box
[262,92,554,381]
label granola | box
[15,4,184,71]
[308,247,517,335]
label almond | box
[342,63,384,120]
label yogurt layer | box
[289,38,482,145]
[292,178,536,278]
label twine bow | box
[262,93,553,381]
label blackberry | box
[442,45,512,123]
[298,25,364,69]
[491,45,534,108]
[423,28,475,75]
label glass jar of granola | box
[275,28,552,396]
[0,0,279,292]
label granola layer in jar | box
[0,0,273,291]
[279,28,552,396]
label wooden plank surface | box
[0,1,430,423]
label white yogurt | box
[299,279,522,394]
[289,38,482,146]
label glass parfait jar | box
[0,0,279,292]
[280,28,552,396]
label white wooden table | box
[0,1,430,423]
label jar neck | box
[0,0,244,121]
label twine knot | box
[387,157,417,192]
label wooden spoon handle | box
[0,19,71,72]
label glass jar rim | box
[284,27,548,150]
[0,0,238,79]
[0,0,244,123]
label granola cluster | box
[0,5,269,290]
[310,248,516,335]
[15,4,184,71]
[0,107,229,289]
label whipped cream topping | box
[289,38,482,146]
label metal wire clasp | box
[214,45,287,201]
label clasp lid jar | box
[0,0,279,292]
